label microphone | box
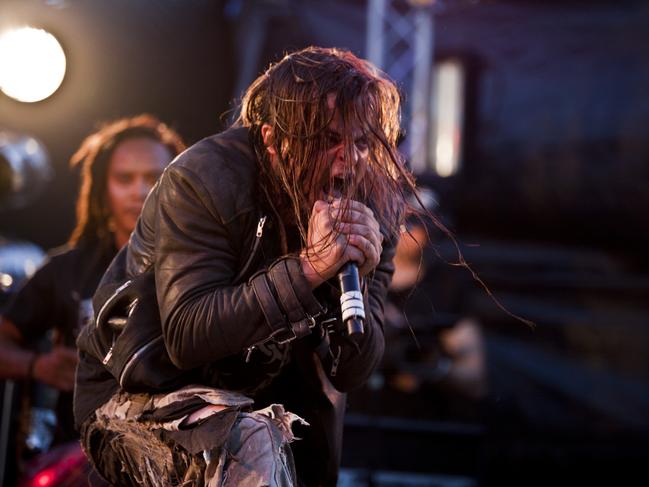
[338,262,365,336]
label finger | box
[330,208,380,232]
[358,248,379,276]
[342,242,366,268]
[313,199,329,214]
[330,201,372,219]
[350,235,381,276]
[310,226,339,249]
[335,222,382,249]
[359,259,377,277]
[330,200,379,228]
[349,234,381,264]
[62,354,80,366]
[58,347,79,359]
[59,378,75,392]
[330,199,374,218]
[56,350,80,365]
[65,370,77,385]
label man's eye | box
[354,137,369,151]
[114,174,132,184]
[326,133,342,148]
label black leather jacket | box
[75,127,395,486]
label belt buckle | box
[274,315,317,344]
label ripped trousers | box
[79,385,307,486]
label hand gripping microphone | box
[338,262,365,336]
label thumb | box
[55,346,79,361]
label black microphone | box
[337,262,365,336]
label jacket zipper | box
[256,215,267,238]
[96,279,132,329]
[101,297,139,365]
[118,335,164,387]
[234,215,266,282]
[106,216,268,372]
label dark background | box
[1,0,648,485]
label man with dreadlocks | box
[0,114,184,448]
[75,47,415,486]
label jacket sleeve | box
[154,163,324,370]
[321,240,395,392]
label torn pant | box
[79,385,306,486]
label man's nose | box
[134,177,151,200]
[335,143,361,166]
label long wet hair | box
[239,47,533,326]
[237,46,416,249]
[68,114,186,250]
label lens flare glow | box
[430,60,464,178]
[0,27,66,103]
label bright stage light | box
[0,27,66,103]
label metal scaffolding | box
[366,0,436,174]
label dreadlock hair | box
[237,46,416,249]
[68,114,185,250]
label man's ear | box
[261,124,277,156]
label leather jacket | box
[76,126,395,486]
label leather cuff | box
[251,272,286,334]
[267,258,324,340]
[282,257,324,317]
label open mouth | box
[323,176,347,199]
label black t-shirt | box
[4,242,116,442]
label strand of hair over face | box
[238,47,415,251]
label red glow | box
[32,470,55,487]
[21,443,88,487]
